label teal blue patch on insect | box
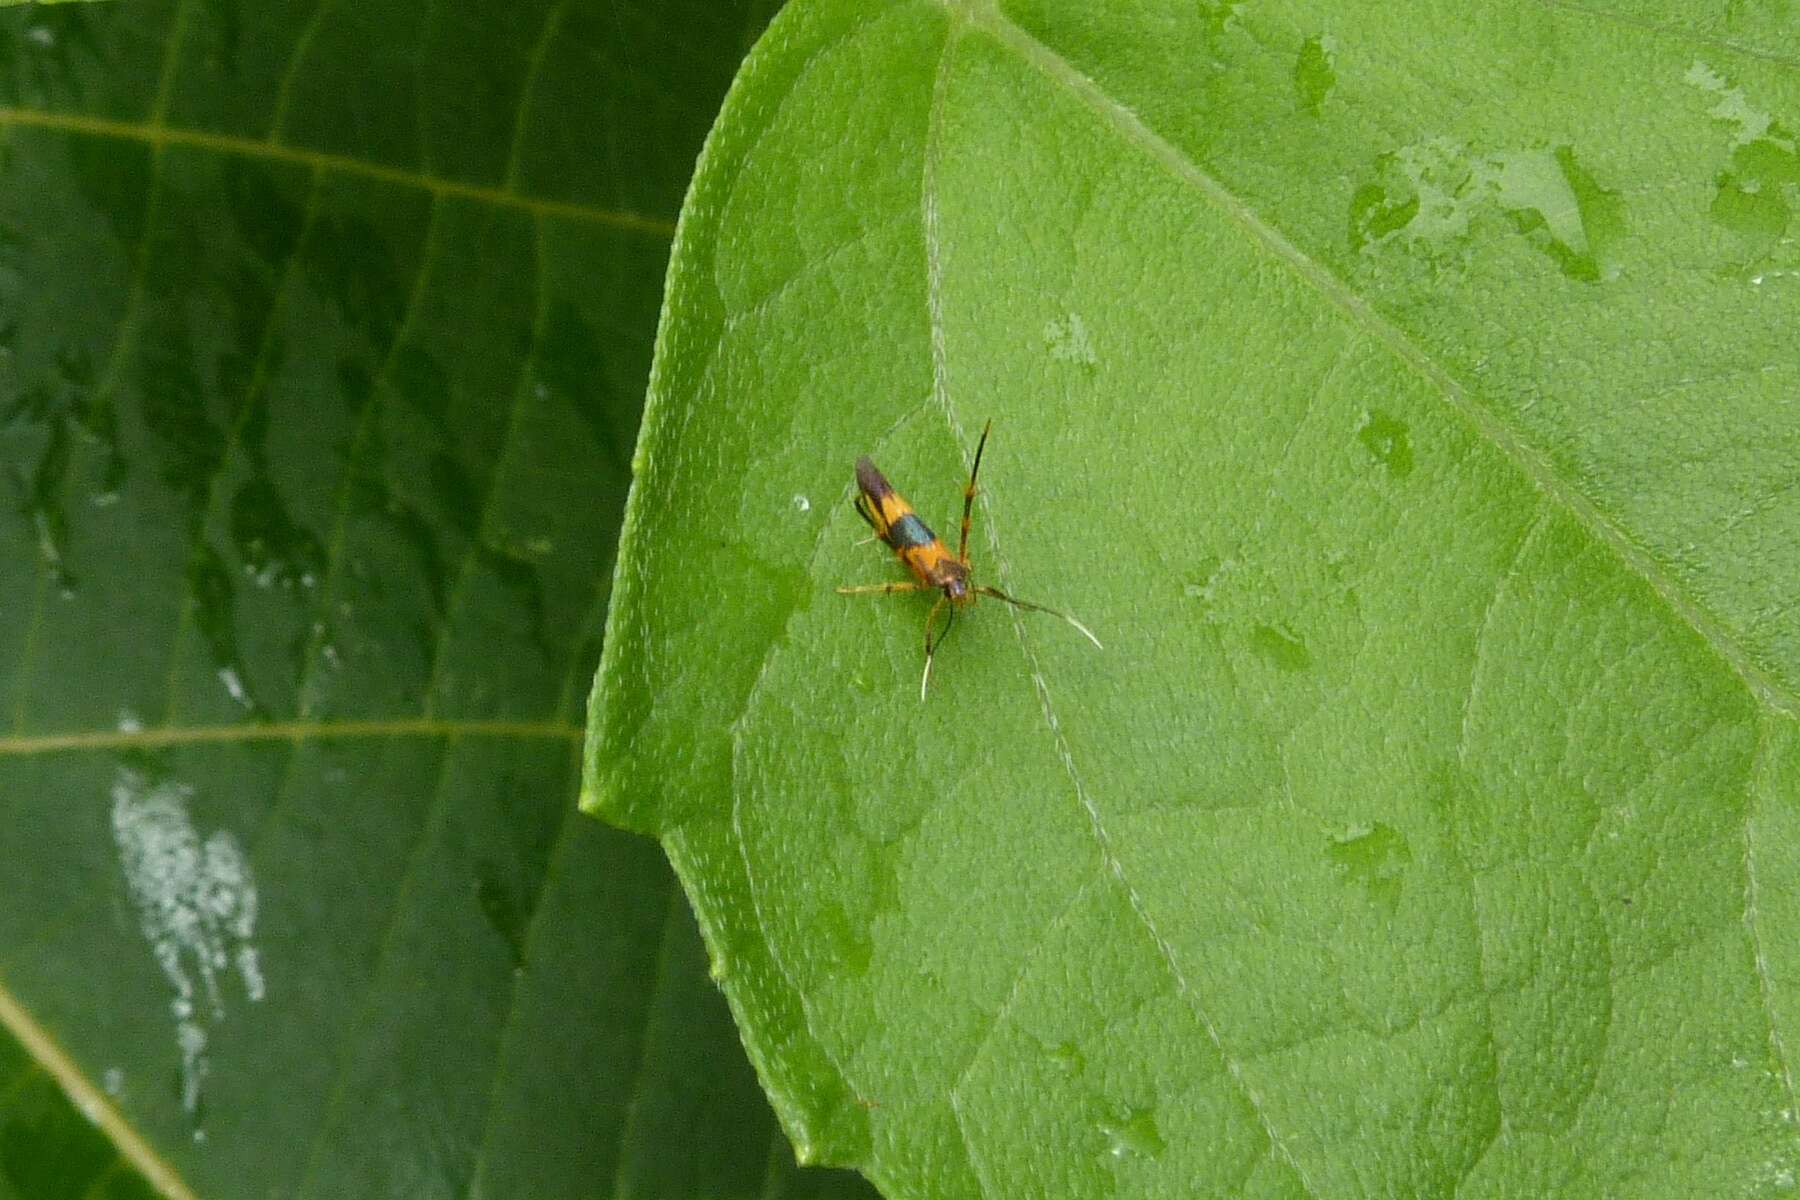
[887,513,935,550]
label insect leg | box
[837,581,926,596]
[958,419,993,565]
[975,585,1103,648]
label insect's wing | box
[854,456,900,541]
[853,489,883,535]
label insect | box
[838,420,1101,699]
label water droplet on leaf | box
[1357,410,1414,478]
[1097,1105,1165,1160]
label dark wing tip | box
[854,456,892,497]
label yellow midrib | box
[0,985,197,1200]
[0,717,580,758]
[0,107,677,237]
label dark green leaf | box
[0,1,873,1197]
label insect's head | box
[942,562,972,604]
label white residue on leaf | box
[237,944,266,1002]
[110,769,266,1121]
[217,666,254,710]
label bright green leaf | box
[587,0,1800,1196]
[0,1,875,1197]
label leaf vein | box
[1532,0,1800,72]
[159,164,328,724]
[289,736,464,1200]
[267,0,332,140]
[603,881,687,1199]
[419,215,547,718]
[461,749,591,1195]
[946,871,1103,1106]
[294,197,445,719]
[0,977,196,1200]
[0,108,675,238]
[0,718,578,758]
[1746,715,1798,1113]
[503,0,567,192]
[6,170,170,734]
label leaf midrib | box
[0,108,676,237]
[948,2,1796,720]
[0,983,196,1200]
[0,718,580,758]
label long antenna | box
[921,597,954,700]
[958,420,993,564]
[975,586,1103,649]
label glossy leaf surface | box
[0,1,873,1197]
[587,1,1800,1196]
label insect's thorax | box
[890,516,969,598]
[913,552,969,599]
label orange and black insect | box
[838,420,1101,699]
